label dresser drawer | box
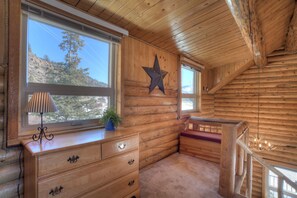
[38,150,139,198]
[125,189,140,198]
[81,171,139,198]
[102,135,139,159]
[38,144,101,177]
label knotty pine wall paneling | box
[214,54,297,197]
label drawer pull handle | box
[131,196,136,198]
[49,186,63,196]
[128,180,135,186]
[67,155,80,163]
[118,143,126,150]
[128,159,135,165]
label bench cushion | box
[180,130,221,143]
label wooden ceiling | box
[257,0,294,54]
[59,0,295,68]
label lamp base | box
[32,126,54,144]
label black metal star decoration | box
[142,55,168,94]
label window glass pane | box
[27,18,110,87]
[268,168,297,198]
[28,95,109,125]
[269,171,278,188]
[182,98,196,111]
[276,168,297,196]
[268,190,278,198]
[182,67,194,94]
[276,168,297,185]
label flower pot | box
[105,120,115,131]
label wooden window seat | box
[181,130,221,143]
[179,119,222,164]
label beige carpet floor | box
[140,153,222,198]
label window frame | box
[7,1,124,145]
[264,166,297,198]
[19,7,118,134]
[180,64,201,113]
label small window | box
[20,8,118,133]
[181,65,201,112]
[266,167,297,198]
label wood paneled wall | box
[212,59,252,85]
[214,54,297,197]
[257,0,295,54]
[121,37,214,168]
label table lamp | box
[25,92,58,144]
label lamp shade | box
[25,92,58,113]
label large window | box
[266,167,297,198]
[181,65,201,111]
[20,6,119,133]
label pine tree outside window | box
[20,7,119,133]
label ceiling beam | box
[208,60,254,94]
[286,2,297,52]
[225,0,267,67]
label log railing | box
[236,139,297,198]
[186,117,249,198]
[217,119,249,198]
[186,118,222,134]
[186,117,297,198]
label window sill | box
[182,110,201,114]
[179,110,202,120]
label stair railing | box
[187,117,297,198]
[235,139,297,198]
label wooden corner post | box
[219,124,237,197]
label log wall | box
[214,54,297,197]
[0,0,23,197]
[0,17,215,197]
[192,68,215,118]
[121,36,181,169]
[190,93,215,118]
[121,37,214,169]
[0,32,215,197]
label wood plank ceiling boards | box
[58,0,251,68]
[58,0,295,96]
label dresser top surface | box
[22,128,139,156]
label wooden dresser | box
[22,129,140,198]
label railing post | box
[219,124,237,197]
[278,177,283,198]
[244,129,248,162]
[237,145,244,176]
[246,153,253,198]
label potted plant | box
[101,108,122,131]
